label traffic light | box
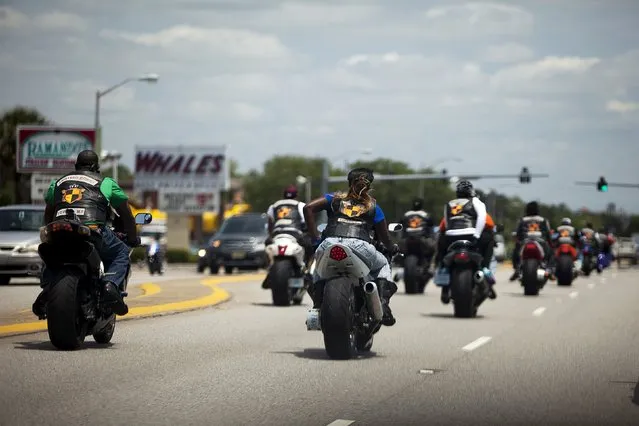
[597,176,608,192]
[519,167,531,184]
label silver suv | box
[0,204,45,285]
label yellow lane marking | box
[0,273,264,338]
[137,282,162,297]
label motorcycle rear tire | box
[47,270,88,350]
[451,268,476,318]
[522,259,540,296]
[403,254,423,295]
[270,259,293,306]
[321,277,357,360]
[556,255,574,286]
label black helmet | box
[455,180,475,198]
[525,201,539,216]
[347,167,374,185]
[75,150,100,172]
[412,198,423,210]
[283,185,298,199]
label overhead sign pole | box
[327,172,550,183]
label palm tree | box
[0,106,51,206]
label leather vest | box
[444,198,477,230]
[521,215,545,240]
[556,225,576,245]
[52,171,108,224]
[271,199,303,235]
[323,196,376,243]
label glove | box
[127,236,141,248]
[390,243,400,256]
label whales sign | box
[16,126,97,173]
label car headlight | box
[198,249,206,257]
[15,241,40,254]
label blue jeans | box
[95,226,131,289]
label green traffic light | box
[601,185,608,192]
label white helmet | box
[561,217,572,226]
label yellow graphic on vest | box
[560,229,570,237]
[450,201,465,216]
[408,217,423,228]
[340,201,365,218]
[62,188,85,204]
[276,206,291,219]
[527,222,540,232]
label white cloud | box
[248,2,383,27]
[423,2,534,38]
[100,25,292,60]
[606,100,639,113]
[0,6,28,28]
[480,42,535,63]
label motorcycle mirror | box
[317,223,327,233]
[135,213,153,225]
[388,223,403,232]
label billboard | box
[134,145,229,191]
[16,126,97,173]
[159,190,220,213]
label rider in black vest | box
[262,185,313,289]
[399,197,435,277]
[509,201,553,281]
[32,150,138,319]
[303,167,400,326]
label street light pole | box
[94,73,159,178]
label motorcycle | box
[38,209,152,350]
[434,239,495,318]
[518,239,549,296]
[146,241,164,275]
[554,241,577,287]
[397,235,433,295]
[306,223,403,360]
[264,233,308,306]
[580,241,603,276]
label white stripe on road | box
[532,307,546,317]
[327,420,355,426]
[587,282,595,289]
[600,277,607,283]
[569,291,579,299]
[462,336,492,352]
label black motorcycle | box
[38,209,152,350]
[441,240,491,318]
[399,236,433,294]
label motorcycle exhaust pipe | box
[363,281,384,323]
[536,269,547,282]
[473,270,485,283]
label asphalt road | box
[1,266,637,426]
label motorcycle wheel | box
[321,277,357,360]
[522,259,540,296]
[93,314,116,344]
[451,268,476,318]
[403,254,423,295]
[47,270,88,350]
[270,259,294,306]
[582,258,592,276]
[556,255,574,286]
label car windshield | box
[0,209,44,232]
[219,216,267,234]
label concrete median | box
[0,273,265,338]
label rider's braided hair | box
[334,167,375,212]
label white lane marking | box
[587,283,595,289]
[327,420,355,426]
[462,336,492,352]
[569,291,579,299]
[600,277,607,284]
[532,307,546,317]
[419,369,435,374]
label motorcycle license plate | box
[288,277,304,288]
[231,251,246,259]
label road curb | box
[0,273,264,338]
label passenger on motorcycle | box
[553,217,578,259]
[580,222,600,254]
[399,198,436,272]
[435,180,497,303]
[302,167,399,327]
[32,150,138,318]
[597,227,614,258]
[509,201,554,282]
[262,185,313,289]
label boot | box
[376,278,397,326]
[261,277,270,289]
[102,281,128,316]
[508,270,520,281]
[32,288,48,320]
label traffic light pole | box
[326,172,550,183]
[575,181,639,189]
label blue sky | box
[2,0,639,212]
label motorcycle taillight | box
[329,246,348,261]
[454,252,469,262]
[277,245,287,256]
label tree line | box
[1,105,638,236]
